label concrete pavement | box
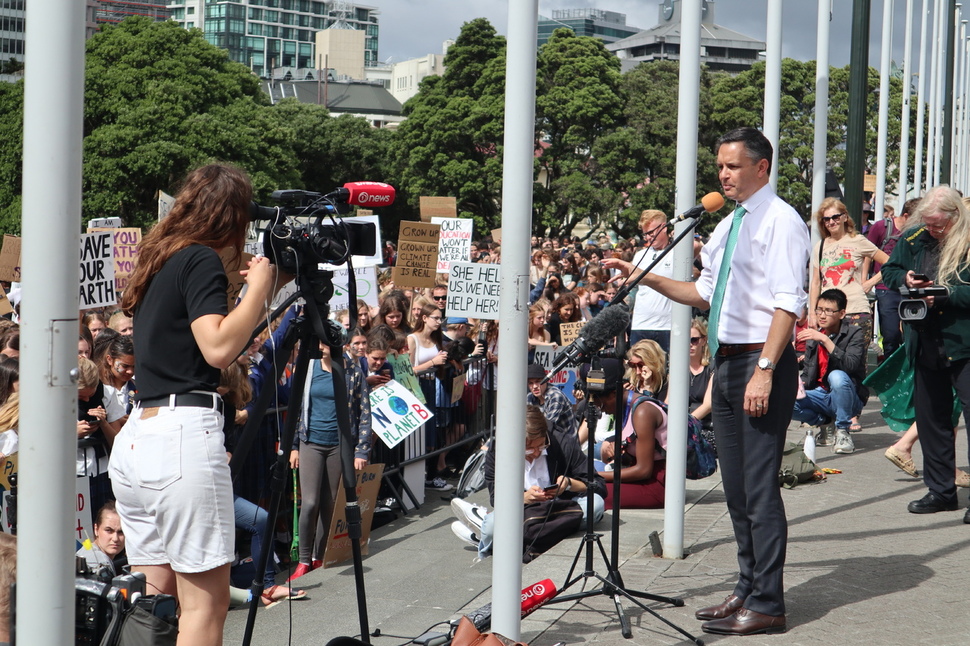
[224,398,970,645]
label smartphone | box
[912,273,930,281]
[543,483,560,493]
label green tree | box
[0,80,23,234]
[82,18,301,228]
[390,18,507,234]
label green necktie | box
[708,205,746,357]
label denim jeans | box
[792,370,864,430]
[233,495,277,588]
[477,494,605,559]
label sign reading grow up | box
[369,379,433,449]
[79,232,116,308]
[446,262,500,319]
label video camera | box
[74,562,177,646]
[249,182,394,275]
[899,285,949,321]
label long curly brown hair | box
[121,164,252,315]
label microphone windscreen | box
[701,192,725,213]
[342,181,396,207]
[578,303,630,348]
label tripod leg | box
[612,592,632,639]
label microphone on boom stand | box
[540,304,631,384]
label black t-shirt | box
[132,245,228,400]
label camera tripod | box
[230,266,371,645]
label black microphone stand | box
[543,214,707,644]
[234,265,371,646]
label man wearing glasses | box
[432,284,448,317]
[793,289,868,454]
[628,210,674,352]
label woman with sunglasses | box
[687,317,715,448]
[809,198,889,349]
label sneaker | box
[451,520,480,547]
[834,429,855,454]
[815,423,835,446]
[426,477,454,491]
[451,498,487,532]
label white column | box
[927,0,942,189]
[491,1,539,639]
[664,0,704,561]
[811,0,832,236]
[915,0,930,193]
[19,0,86,644]
[764,0,784,188]
[874,0,894,219]
[898,0,916,210]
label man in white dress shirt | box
[629,210,674,352]
[605,127,810,636]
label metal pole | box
[898,0,916,210]
[875,0,895,219]
[846,0,873,229]
[812,0,833,234]
[492,1,538,639]
[19,0,85,644]
[764,0,784,189]
[915,0,930,193]
[664,0,704,561]
[962,31,970,188]
[927,0,941,188]
[952,14,965,186]
[941,0,957,182]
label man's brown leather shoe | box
[694,594,744,621]
[701,608,787,635]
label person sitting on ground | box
[527,363,578,441]
[792,288,868,455]
[450,404,606,559]
[595,355,667,510]
[76,501,127,576]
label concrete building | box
[262,77,403,128]
[0,0,24,70]
[388,43,450,106]
[537,8,641,49]
[168,0,380,79]
[607,0,765,74]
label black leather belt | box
[716,343,765,357]
[139,393,224,414]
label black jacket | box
[800,320,869,405]
[484,430,607,508]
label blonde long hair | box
[907,187,970,286]
[814,197,858,240]
[626,340,667,395]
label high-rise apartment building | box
[537,8,641,49]
[167,0,379,78]
[0,0,25,67]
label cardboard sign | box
[369,379,433,449]
[398,221,441,244]
[431,217,473,272]
[386,353,425,403]
[0,235,21,283]
[446,262,500,319]
[392,240,439,288]
[157,190,175,221]
[79,232,116,308]
[490,228,502,244]
[451,373,465,404]
[90,227,141,293]
[330,265,379,312]
[220,250,255,311]
[0,284,12,317]
[419,196,457,221]
[559,321,584,346]
[0,454,16,535]
[323,463,384,568]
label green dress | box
[863,346,962,433]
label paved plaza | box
[225,397,970,645]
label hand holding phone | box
[912,273,930,282]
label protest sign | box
[446,262,500,319]
[430,217,473,272]
[419,196,457,221]
[0,235,21,283]
[369,379,433,449]
[532,344,558,371]
[559,321,584,346]
[392,221,441,289]
[90,227,141,293]
[79,232,116,308]
[0,455,15,535]
[157,190,175,220]
[330,265,379,312]
[490,228,502,244]
[0,285,12,317]
[451,374,465,404]
[386,354,425,403]
[219,250,255,311]
[323,463,384,568]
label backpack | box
[627,394,718,480]
[778,441,819,488]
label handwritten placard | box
[399,221,441,244]
[0,236,21,283]
[90,227,141,293]
[369,379,433,449]
[330,265,379,311]
[431,217,473,272]
[559,321,584,346]
[490,228,502,244]
[0,284,12,317]
[386,353,425,403]
[446,262,500,319]
[157,190,175,221]
[79,232,116,308]
[323,463,384,568]
[451,374,465,404]
[532,344,558,371]
[419,196,457,221]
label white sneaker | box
[451,521,480,547]
[426,477,454,491]
[451,498,487,532]
[834,429,855,454]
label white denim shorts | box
[108,404,233,573]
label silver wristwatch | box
[757,357,776,371]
